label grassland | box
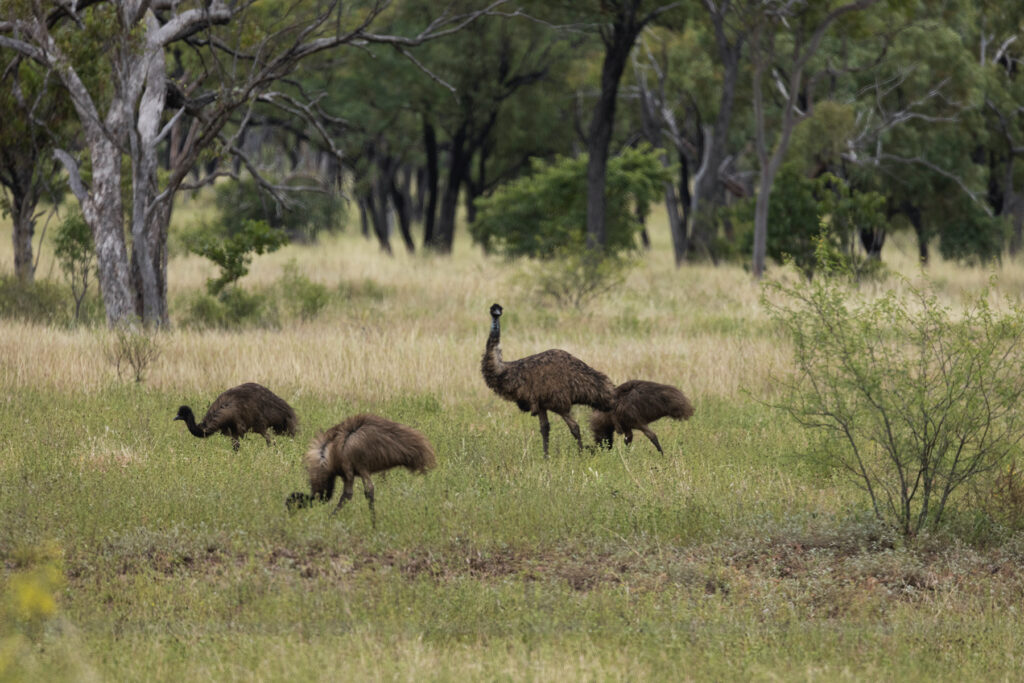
[3,203,1024,681]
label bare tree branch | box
[52,148,87,204]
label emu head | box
[593,426,615,449]
[173,405,193,422]
[285,491,313,512]
[490,303,503,318]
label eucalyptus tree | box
[745,0,882,279]
[397,3,568,253]
[576,1,684,251]
[631,28,691,263]
[0,53,71,282]
[972,0,1024,254]
[0,0,503,326]
[629,20,734,264]
[842,13,992,263]
[689,0,749,261]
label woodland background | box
[4,1,1024,680]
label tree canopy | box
[3,0,1024,321]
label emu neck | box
[482,318,505,381]
[182,409,208,438]
[487,320,504,363]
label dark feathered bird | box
[481,303,614,456]
[285,413,436,526]
[590,379,695,454]
[174,382,298,451]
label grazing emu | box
[590,380,695,454]
[285,413,436,527]
[481,303,614,457]
[174,382,297,451]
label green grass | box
[3,383,1024,680]
[4,211,1024,679]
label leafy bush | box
[185,218,288,296]
[52,210,95,323]
[0,275,69,325]
[472,145,665,308]
[179,287,271,330]
[471,145,668,259]
[277,260,328,321]
[1,540,65,673]
[763,266,1024,536]
[735,168,887,280]
[517,247,637,310]
[214,176,346,242]
[177,262,335,329]
[936,197,1006,265]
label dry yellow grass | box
[1,200,1021,407]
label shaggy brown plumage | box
[590,380,695,454]
[481,303,614,456]
[174,382,298,451]
[285,413,436,526]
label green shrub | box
[0,275,69,325]
[734,168,887,280]
[471,145,667,259]
[179,287,272,330]
[176,262,338,330]
[517,247,637,310]
[185,218,288,296]
[52,210,95,323]
[214,177,346,242]
[763,267,1024,536]
[277,261,328,321]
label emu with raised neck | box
[480,302,615,456]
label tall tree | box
[746,0,880,279]
[0,53,71,282]
[407,7,562,253]
[841,13,990,263]
[631,35,688,263]
[974,1,1024,254]
[690,0,747,261]
[0,0,503,326]
[583,1,682,251]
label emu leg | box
[331,476,355,516]
[538,410,551,458]
[638,426,664,454]
[231,436,241,451]
[361,472,376,528]
[557,412,584,452]
[260,430,272,446]
[622,428,634,446]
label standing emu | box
[481,303,614,456]
[285,413,436,527]
[590,379,695,454]
[174,382,297,451]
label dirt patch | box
[63,536,1024,608]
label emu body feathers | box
[286,414,436,525]
[590,380,695,454]
[174,382,297,451]
[482,303,614,456]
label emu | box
[481,303,614,457]
[285,413,436,527]
[590,379,695,454]
[174,382,297,451]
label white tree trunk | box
[80,139,135,326]
[130,12,170,324]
